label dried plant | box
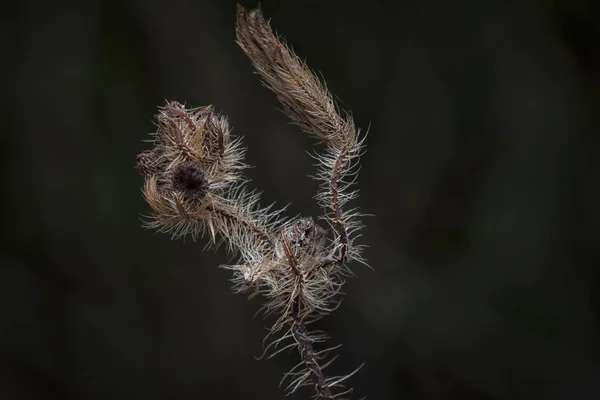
[136,5,367,399]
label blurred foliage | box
[1,0,600,399]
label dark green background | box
[2,0,600,398]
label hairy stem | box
[209,204,276,251]
[290,314,334,400]
[329,146,352,264]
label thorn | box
[207,217,217,243]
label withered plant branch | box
[136,5,367,399]
[280,223,335,398]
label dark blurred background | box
[2,0,600,398]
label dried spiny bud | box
[136,150,159,176]
[172,161,209,200]
[282,217,326,259]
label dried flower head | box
[139,101,258,241]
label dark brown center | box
[172,161,209,200]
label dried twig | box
[136,5,367,399]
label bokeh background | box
[2,0,600,398]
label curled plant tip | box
[235,4,356,149]
[136,5,368,400]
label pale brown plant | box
[136,5,367,399]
